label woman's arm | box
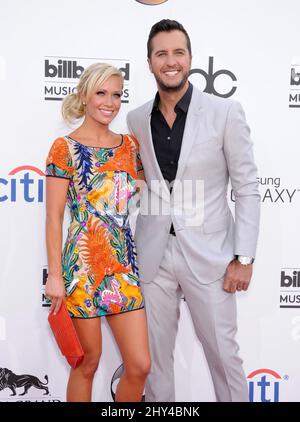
[45,176,69,314]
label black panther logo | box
[0,368,49,396]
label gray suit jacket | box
[127,87,260,284]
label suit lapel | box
[139,87,204,195]
[175,88,203,182]
[140,102,170,196]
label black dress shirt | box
[150,83,193,234]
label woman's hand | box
[45,274,66,315]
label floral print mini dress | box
[46,134,144,318]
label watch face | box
[238,256,253,265]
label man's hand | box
[223,259,253,293]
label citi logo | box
[247,369,286,402]
[0,166,44,203]
[189,56,237,98]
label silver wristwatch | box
[236,255,254,265]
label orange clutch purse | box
[48,302,84,369]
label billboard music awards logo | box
[280,268,300,308]
[289,57,300,108]
[42,267,50,307]
[0,166,44,203]
[247,369,288,402]
[44,56,130,102]
[189,56,237,98]
[231,176,300,204]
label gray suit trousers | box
[142,235,249,402]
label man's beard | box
[154,70,189,93]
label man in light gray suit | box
[127,19,260,402]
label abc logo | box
[189,57,237,98]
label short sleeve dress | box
[45,134,144,318]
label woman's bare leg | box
[66,318,102,402]
[106,308,151,402]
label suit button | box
[170,161,175,165]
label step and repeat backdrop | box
[0,0,300,402]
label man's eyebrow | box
[154,49,167,54]
[154,48,186,54]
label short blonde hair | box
[62,63,123,124]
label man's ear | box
[148,58,153,74]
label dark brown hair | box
[147,19,192,58]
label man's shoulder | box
[127,99,154,120]
[194,87,237,111]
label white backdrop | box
[0,0,300,402]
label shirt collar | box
[152,82,193,114]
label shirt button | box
[167,136,171,140]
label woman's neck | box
[75,117,111,143]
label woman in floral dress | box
[45,63,150,402]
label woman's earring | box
[82,102,86,106]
